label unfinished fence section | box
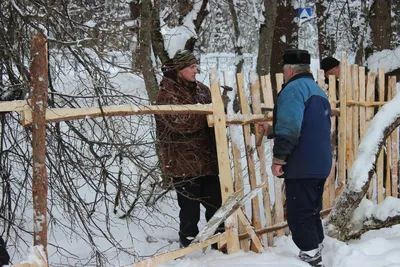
[2,53,398,267]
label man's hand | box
[271,163,284,176]
[257,121,270,136]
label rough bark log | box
[151,0,169,64]
[325,116,400,240]
[139,0,159,103]
[367,0,392,58]
[30,31,49,260]
[269,1,297,92]
[227,0,243,73]
[256,0,277,76]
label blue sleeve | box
[274,84,305,161]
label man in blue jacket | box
[259,49,332,267]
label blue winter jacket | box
[271,73,332,179]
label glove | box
[222,94,230,111]
[232,96,240,113]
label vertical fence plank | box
[366,72,376,199]
[236,73,263,251]
[337,53,347,195]
[251,74,274,246]
[223,72,250,252]
[386,76,392,198]
[324,75,338,209]
[210,69,240,253]
[345,64,354,181]
[272,75,285,237]
[377,69,385,203]
[30,31,49,260]
[276,73,284,93]
[390,76,399,198]
[359,67,366,140]
[352,65,359,157]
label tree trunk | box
[30,31,49,260]
[151,0,169,64]
[316,0,328,58]
[256,0,277,76]
[325,116,400,240]
[270,1,298,94]
[139,0,159,104]
[367,0,392,57]
[227,0,243,73]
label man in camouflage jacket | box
[155,50,222,248]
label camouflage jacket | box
[155,76,219,178]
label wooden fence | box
[2,53,398,267]
[130,54,399,266]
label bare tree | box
[256,0,277,76]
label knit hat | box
[283,49,311,65]
[172,49,198,71]
[320,56,340,72]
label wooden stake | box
[345,64,354,178]
[390,76,399,198]
[366,72,376,199]
[223,71,249,252]
[337,53,347,195]
[377,69,385,203]
[30,30,49,261]
[236,73,263,251]
[251,75,274,246]
[210,69,240,253]
[275,73,284,93]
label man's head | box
[171,49,198,82]
[320,56,340,79]
[282,49,311,82]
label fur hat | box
[171,49,198,71]
[320,56,340,72]
[283,49,311,65]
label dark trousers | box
[285,178,326,252]
[0,236,9,266]
[174,175,222,245]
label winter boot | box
[299,248,324,267]
[179,236,194,248]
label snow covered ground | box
[158,224,400,267]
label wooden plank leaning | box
[236,72,263,251]
[209,68,240,253]
[250,74,274,246]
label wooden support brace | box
[126,234,226,267]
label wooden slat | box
[271,75,285,237]
[337,53,347,195]
[390,76,399,197]
[377,68,385,203]
[323,75,337,209]
[386,76,393,198]
[128,234,225,267]
[358,67,366,140]
[366,72,376,199]
[0,100,31,112]
[207,113,271,127]
[352,65,360,158]
[223,72,249,252]
[345,64,354,179]
[261,75,274,108]
[237,210,264,253]
[275,73,284,93]
[250,74,274,246]
[236,73,263,252]
[317,69,325,90]
[210,69,240,253]
[22,104,214,127]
